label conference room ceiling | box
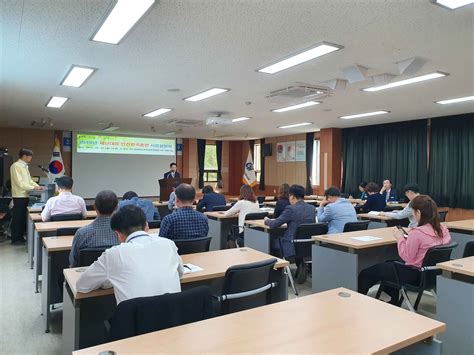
[1,0,473,140]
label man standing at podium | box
[164,162,181,179]
[10,149,43,245]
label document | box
[183,263,203,274]
[367,211,380,215]
[351,236,383,242]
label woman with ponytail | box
[358,195,452,305]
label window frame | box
[204,144,218,183]
[311,139,320,186]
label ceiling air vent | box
[267,84,330,103]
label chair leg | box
[413,289,424,311]
[285,265,298,296]
[375,283,384,299]
[400,288,415,312]
[429,289,437,302]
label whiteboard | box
[72,132,176,198]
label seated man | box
[160,183,209,240]
[41,176,87,221]
[380,183,420,227]
[361,182,386,212]
[119,191,160,222]
[317,187,357,234]
[197,185,226,212]
[69,190,119,267]
[76,205,183,304]
[380,179,398,202]
[167,182,180,211]
[264,184,315,258]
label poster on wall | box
[286,141,296,161]
[276,142,286,162]
[295,140,306,161]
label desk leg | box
[437,275,474,355]
[450,231,474,260]
[62,283,80,354]
[244,227,270,254]
[41,247,51,332]
[34,230,40,292]
[392,338,442,355]
[27,216,34,264]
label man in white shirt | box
[41,176,87,221]
[76,205,184,304]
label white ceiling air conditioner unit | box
[266,84,330,103]
[167,119,204,127]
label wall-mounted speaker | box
[263,143,272,157]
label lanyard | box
[127,234,149,243]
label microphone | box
[38,165,49,173]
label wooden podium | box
[158,178,192,202]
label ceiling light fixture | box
[278,122,313,129]
[46,96,68,108]
[143,108,173,117]
[184,88,229,102]
[363,72,448,92]
[61,66,96,87]
[163,131,177,136]
[339,110,390,119]
[257,42,343,74]
[432,0,474,10]
[435,95,474,104]
[232,117,251,122]
[272,101,320,113]
[92,0,155,44]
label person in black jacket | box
[197,185,226,212]
[163,162,181,179]
[361,182,386,212]
[274,183,290,218]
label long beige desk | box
[27,211,96,269]
[357,212,406,229]
[62,247,289,353]
[312,227,399,293]
[445,219,474,259]
[264,199,319,207]
[228,196,275,203]
[74,287,445,355]
[204,211,239,250]
[436,256,474,355]
[33,220,93,292]
[243,219,287,254]
[40,228,160,333]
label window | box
[253,143,261,181]
[204,144,218,182]
[311,140,320,186]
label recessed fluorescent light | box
[46,96,68,108]
[232,117,251,122]
[340,110,390,119]
[272,101,320,113]
[363,72,448,92]
[103,126,120,132]
[278,122,313,129]
[258,42,343,74]
[92,0,155,44]
[432,0,474,10]
[143,108,173,117]
[184,88,229,102]
[163,131,176,136]
[61,66,96,87]
[435,95,474,105]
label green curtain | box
[342,119,428,197]
[428,113,474,209]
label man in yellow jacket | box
[10,149,44,245]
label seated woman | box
[360,182,386,212]
[274,183,290,218]
[223,185,260,247]
[358,195,452,305]
[358,181,368,201]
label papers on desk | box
[183,263,203,274]
[32,203,45,208]
[260,207,274,213]
[351,236,383,242]
[367,211,380,215]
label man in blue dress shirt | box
[119,191,160,222]
[317,187,357,234]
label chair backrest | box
[220,258,277,315]
[212,205,231,212]
[109,286,214,341]
[173,236,212,255]
[78,246,110,266]
[422,241,458,288]
[343,221,370,232]
[56,227,80,236]
[50,213,83,222]
[244,212,268,221]
[86,204,95,211]
[148,220,161,229]
[438,211,448,222]
[292,223,329,259]
[463,241,474,258]
[257,196,265,204]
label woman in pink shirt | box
[358,195,452,305]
